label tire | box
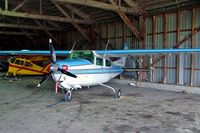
[64,92,72,102]
[115,89,121,98]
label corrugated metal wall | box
[145,7,200,86]
[66,7,200,86]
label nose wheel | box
[64,90,72,102]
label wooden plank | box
[0,22,58,31]
[176,10,180,84]
[34,20,60,45]
[5,0,8,11]
[190,8,195,86]
[51,0,92,43]
[152,16,156,82]
[55,0,139,14]
[0,10,90,24]
[64,4,94,24]
[163,13,168,83]
[12,0,28,12]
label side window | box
[106,60,111,67]
[21,60,24,66]
[25,61,33,67]
[15,60,20,65]
[96,57,103,66]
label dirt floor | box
[0,76,200,133]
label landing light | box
[62,65,68,71]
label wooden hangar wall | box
[66,6,200,86]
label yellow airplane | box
[5,57,50,77]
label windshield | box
[69,51,94,63]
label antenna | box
[70,41,76,53]
[105,40,110,50]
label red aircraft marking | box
[9,64,47,74]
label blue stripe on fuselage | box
[69,65,123,74]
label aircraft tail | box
[112,44,128,67]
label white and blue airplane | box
[1,39,200,101]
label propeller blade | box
[37,71,52,87]
[49,39,56,64]
[58,68,77,78]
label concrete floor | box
[0,77,200,133]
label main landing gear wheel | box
[115,89,121,98]
[64,91,72,102]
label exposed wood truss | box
[55,0,143,15]
[109,0,143,41]
[51,0,92,44]
[12,0,28,12]
[0,22,59,31]
[63,4,95,24]
[0,10,90,24]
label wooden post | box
[67,32,70,50]
[123,22,126,46]
[115,19,118,49]
[163,13,168,83]
[5,0,8,11]
[176,10,180,85]
[40,0,42,15]
[152,16,156,82]
[190,8,195,86]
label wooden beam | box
[63,4,94,24]
[5,0,8,11]
[124,0,145,15]
[34,20,60,45]
[20,29,38,45]
[0,31,37,35]
[0,10,90,24]
[55,0,139,14]
[40,0,42,15]
[190,8,196,86]
[109,0,143,41]
[163,13,168,83]
[51,0,92,44]
[12,0,28,12]
[0,22,58,31]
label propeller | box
[37,39,77,93]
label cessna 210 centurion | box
[1,39,200,102]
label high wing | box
[0,50,70,56]
[1,48,200,56]
[95,48,200,57]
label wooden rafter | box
[0,31,37,36]
[12,0,28,12]
[124,0,145,15]
[55,0,139,14]
[0,10,90,24]
[63,4,94,24]
[34,20,60,45]
[20,29,38,45]
[109,0,143,41]
[0,22,59,31]
[51,0,92,44]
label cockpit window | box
[106,59,111,67]
[70,51,94,63]
[15,60,24,66]
[96,57,103,66]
